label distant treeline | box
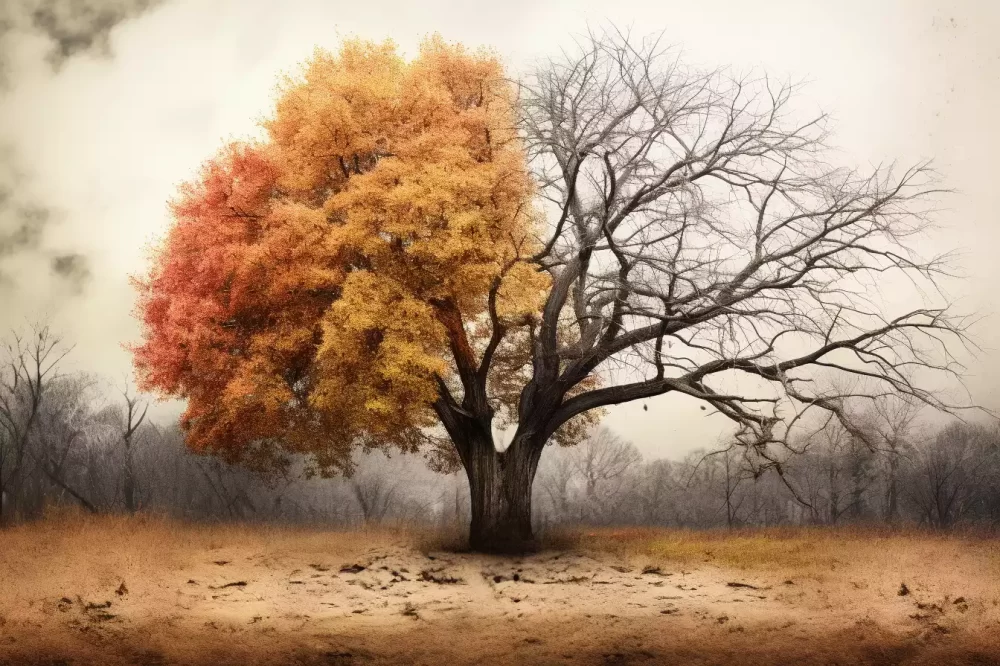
[534,421,1000,531]
[2,325,998,531]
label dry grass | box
[2,510,999,665]
[554,524,1000,571]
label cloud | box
[0,143,52,284]
[49,252,91,292]
[0,0,167,77]
[0,203,49,258]
[0,0,168,295]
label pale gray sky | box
[0,0,997,459]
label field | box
[2,512,999,665]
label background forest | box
[3,324,997,532]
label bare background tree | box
[0,320,995,533]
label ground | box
[1,512,999,665]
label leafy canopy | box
[131,37,551,473]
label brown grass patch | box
[553,524,1000,571]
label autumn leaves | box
[131,38,542,473]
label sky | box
[0,0,997,460]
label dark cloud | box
[50,252,91,292]
[0,0,168,296]
[21,0,165,71]
[0,202,49,257]
[0,0,167,77]
[0,144,53,282]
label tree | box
[350,470,399,524]
[89,382,150,513]
[867,395,920,523]
[631,459,680,526]
[29,374,101,515]
[569,427,642,499]
[116,383,148,513]
[907,422,992,528]
[132,30,974,552]
[794,420,852,524]
[567,426,641,521]
[0,324,73,523]
[535,445,576,522]
[346,450,414,524]
[715,445,749,529]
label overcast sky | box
[0,0,996,460]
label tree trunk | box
[123,449,137,513]
[885,449,899,524]
[464,436,542,554]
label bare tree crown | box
[512,29,973,465]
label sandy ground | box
[1,516,999,665]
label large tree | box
[133,31,972,552]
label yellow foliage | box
[133,36,555,472]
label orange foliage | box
[131,37,545,473]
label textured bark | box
[464,436,542,553]
[432,338,553,553]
